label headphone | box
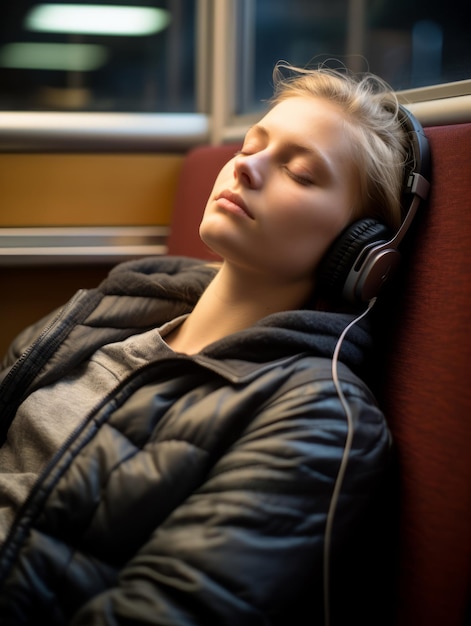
[318,104,431,304]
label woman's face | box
[199,95,359,283]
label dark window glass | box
[0,1,468,116]
[0,1,196,112]
[237,0,471,114]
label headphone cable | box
[323,296,377,626]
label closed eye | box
[284,166,313,186]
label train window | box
[234,0,471,115]
[0,1,196,112]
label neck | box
[165,261,314,354]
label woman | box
[0,64,408,625]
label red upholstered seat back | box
[166,143,241,260]
[375,123,471,626]
[167,126,471,626]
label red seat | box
[375,123,471,626]
[166,143,241,260]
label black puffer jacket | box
[0,256,390,626]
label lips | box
[215,190,254,219]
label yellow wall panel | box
[0,153,184,226]
[0,152,185,353]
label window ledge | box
[0,112,210,152]
[0,226,168,265]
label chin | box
[199,217,237,259]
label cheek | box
[266,193,352,269]
[268,191,345,242]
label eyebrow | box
[246,123,333,177]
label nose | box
[233,151,266,189]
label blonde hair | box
[271,62,409,231]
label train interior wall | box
[0,152,184,355]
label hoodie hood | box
[100,256,372,375]
[210,309,372,371]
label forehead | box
[256,95,355,169]
[257,95,351,150]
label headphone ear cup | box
[318,218,392,299]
